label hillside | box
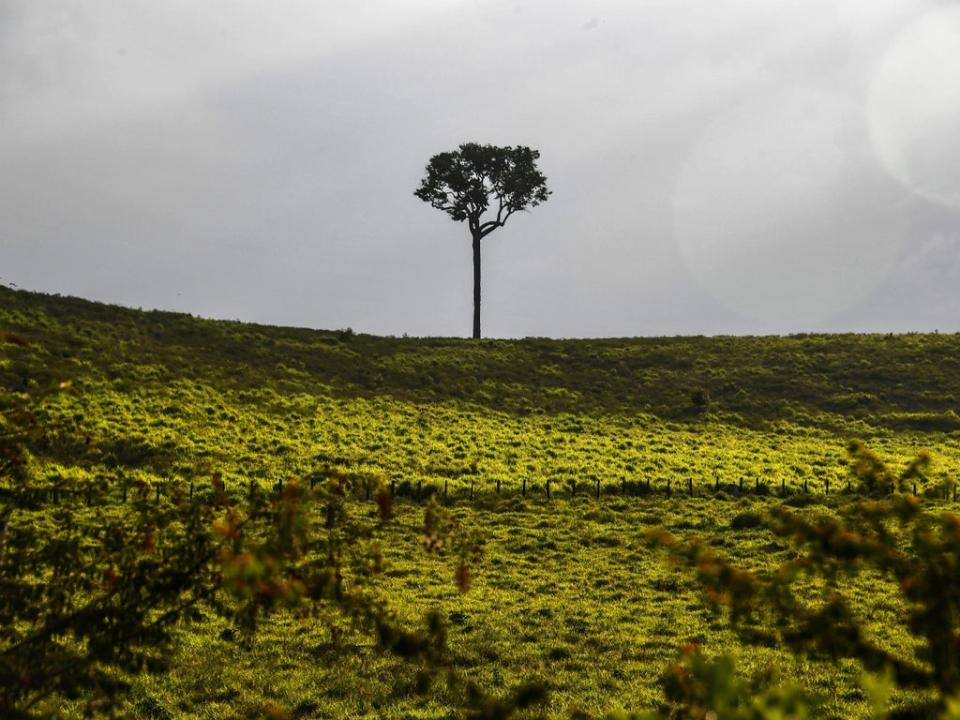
[4,285,960,431]
[4,286,960,718]
[3,285,960,499]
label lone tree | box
[415,142,550,339]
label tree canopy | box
[414,143,550,239]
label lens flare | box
[673,88,905,327]
[868,5,960,208]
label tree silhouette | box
[415,143,550,339]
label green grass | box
[3,286,959,718]
[34,494,942,719]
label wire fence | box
[14,471,959,508]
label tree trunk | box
[472,232,481,339]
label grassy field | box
[3,286,959,718]
[102,495,938,720]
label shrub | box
[729,511,763,530]
[690,388,710,409]
[648,448,960,717]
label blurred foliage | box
[0,382,542,718]
[649,449,960,717]
[608,645,815,720]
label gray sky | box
[3,0,960,337]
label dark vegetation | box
[4,286,960,434]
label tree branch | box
[478,206,517,237]
[477,220,500,236]
[476,196,507,237]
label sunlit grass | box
[3,286,958,717]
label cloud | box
[1,0,958,336]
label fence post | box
[444,478,448,499]
[781,478,785,496]
[522,477,526,497]
[688,477,693,496]
[496,478,501,495]
[596,478,601,499]
[825,478,830,495]
[546,479,551,500]
[666,479,671,498]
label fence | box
[14,471,959,508]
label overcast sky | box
[3,0,960,337]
